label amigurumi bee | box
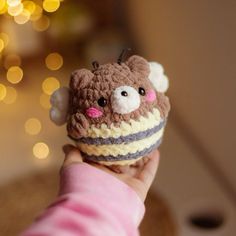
[50,51,170,166]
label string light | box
[0,84,7,101]
[39,93,51,109]
[45,52,63,70]
[7,66,23,84]
[1,0,62,20]
[3,86,17,104]
[3,54,21,69]
[14,9,30,24]
[42,77,60,95]
[33,142,49,159]
[43,0,60,13]
[25,118,41,135]
[33,15,50,31]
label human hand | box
[62,145,160,202]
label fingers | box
[108,164,141,177]
[62,144,76,155]
[137,149,160,189]
[62,144,83,168]
[108,165,131,174]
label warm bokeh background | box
[0,0,236,235]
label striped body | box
[73,108,166,165]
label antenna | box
[117,48,131,65]
[92,61,100,70]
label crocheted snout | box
[111,85,141,114]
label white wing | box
[50,87,69,126]
[148,62,169,93]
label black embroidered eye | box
[121,91,128,97]
[97,97,107,107]
[138,87,146,96]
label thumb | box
[137,149,160,189]
[62,144,83,168]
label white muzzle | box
[111,85,140,114]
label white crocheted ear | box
[148,62,169,93]
[50,87,69,126]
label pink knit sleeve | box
[21,163,145,236]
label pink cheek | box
[86,107,103,118]
[146,89,156,102]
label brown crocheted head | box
[50,55,170,166]
[66,55,170,138]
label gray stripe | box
[71,120,166,145]
[82,138,163,162]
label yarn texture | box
[50,55,171,165]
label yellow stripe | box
[78,127,164,157]
[86,108,161,138]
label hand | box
[62,145,160,202]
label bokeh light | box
[43,0,60,13]
[14,9,31,24]
[42,77,60,95]
[0,39,4,53]
[32,15,50,31]
[0,33,9,48]
[7,0,21,7]
[3,86,17,104]
[0,1,7,14]
[30,4,42,21]
[45,52,63,70]
[8,3,23,16]
[4,54,21,69]
[25,118,42,135]
[33,142,49,159]
[39,93,51,109]
[0,0,6,11]
[0,84,7,101]
[7,66,23,84]
[22,0,36,14]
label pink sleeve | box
[21,163,145,236]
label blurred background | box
[0,0,236,235]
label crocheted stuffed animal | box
[50,52,170,166]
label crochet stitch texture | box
[50,55,170,165]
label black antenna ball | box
[92,61,100,70]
